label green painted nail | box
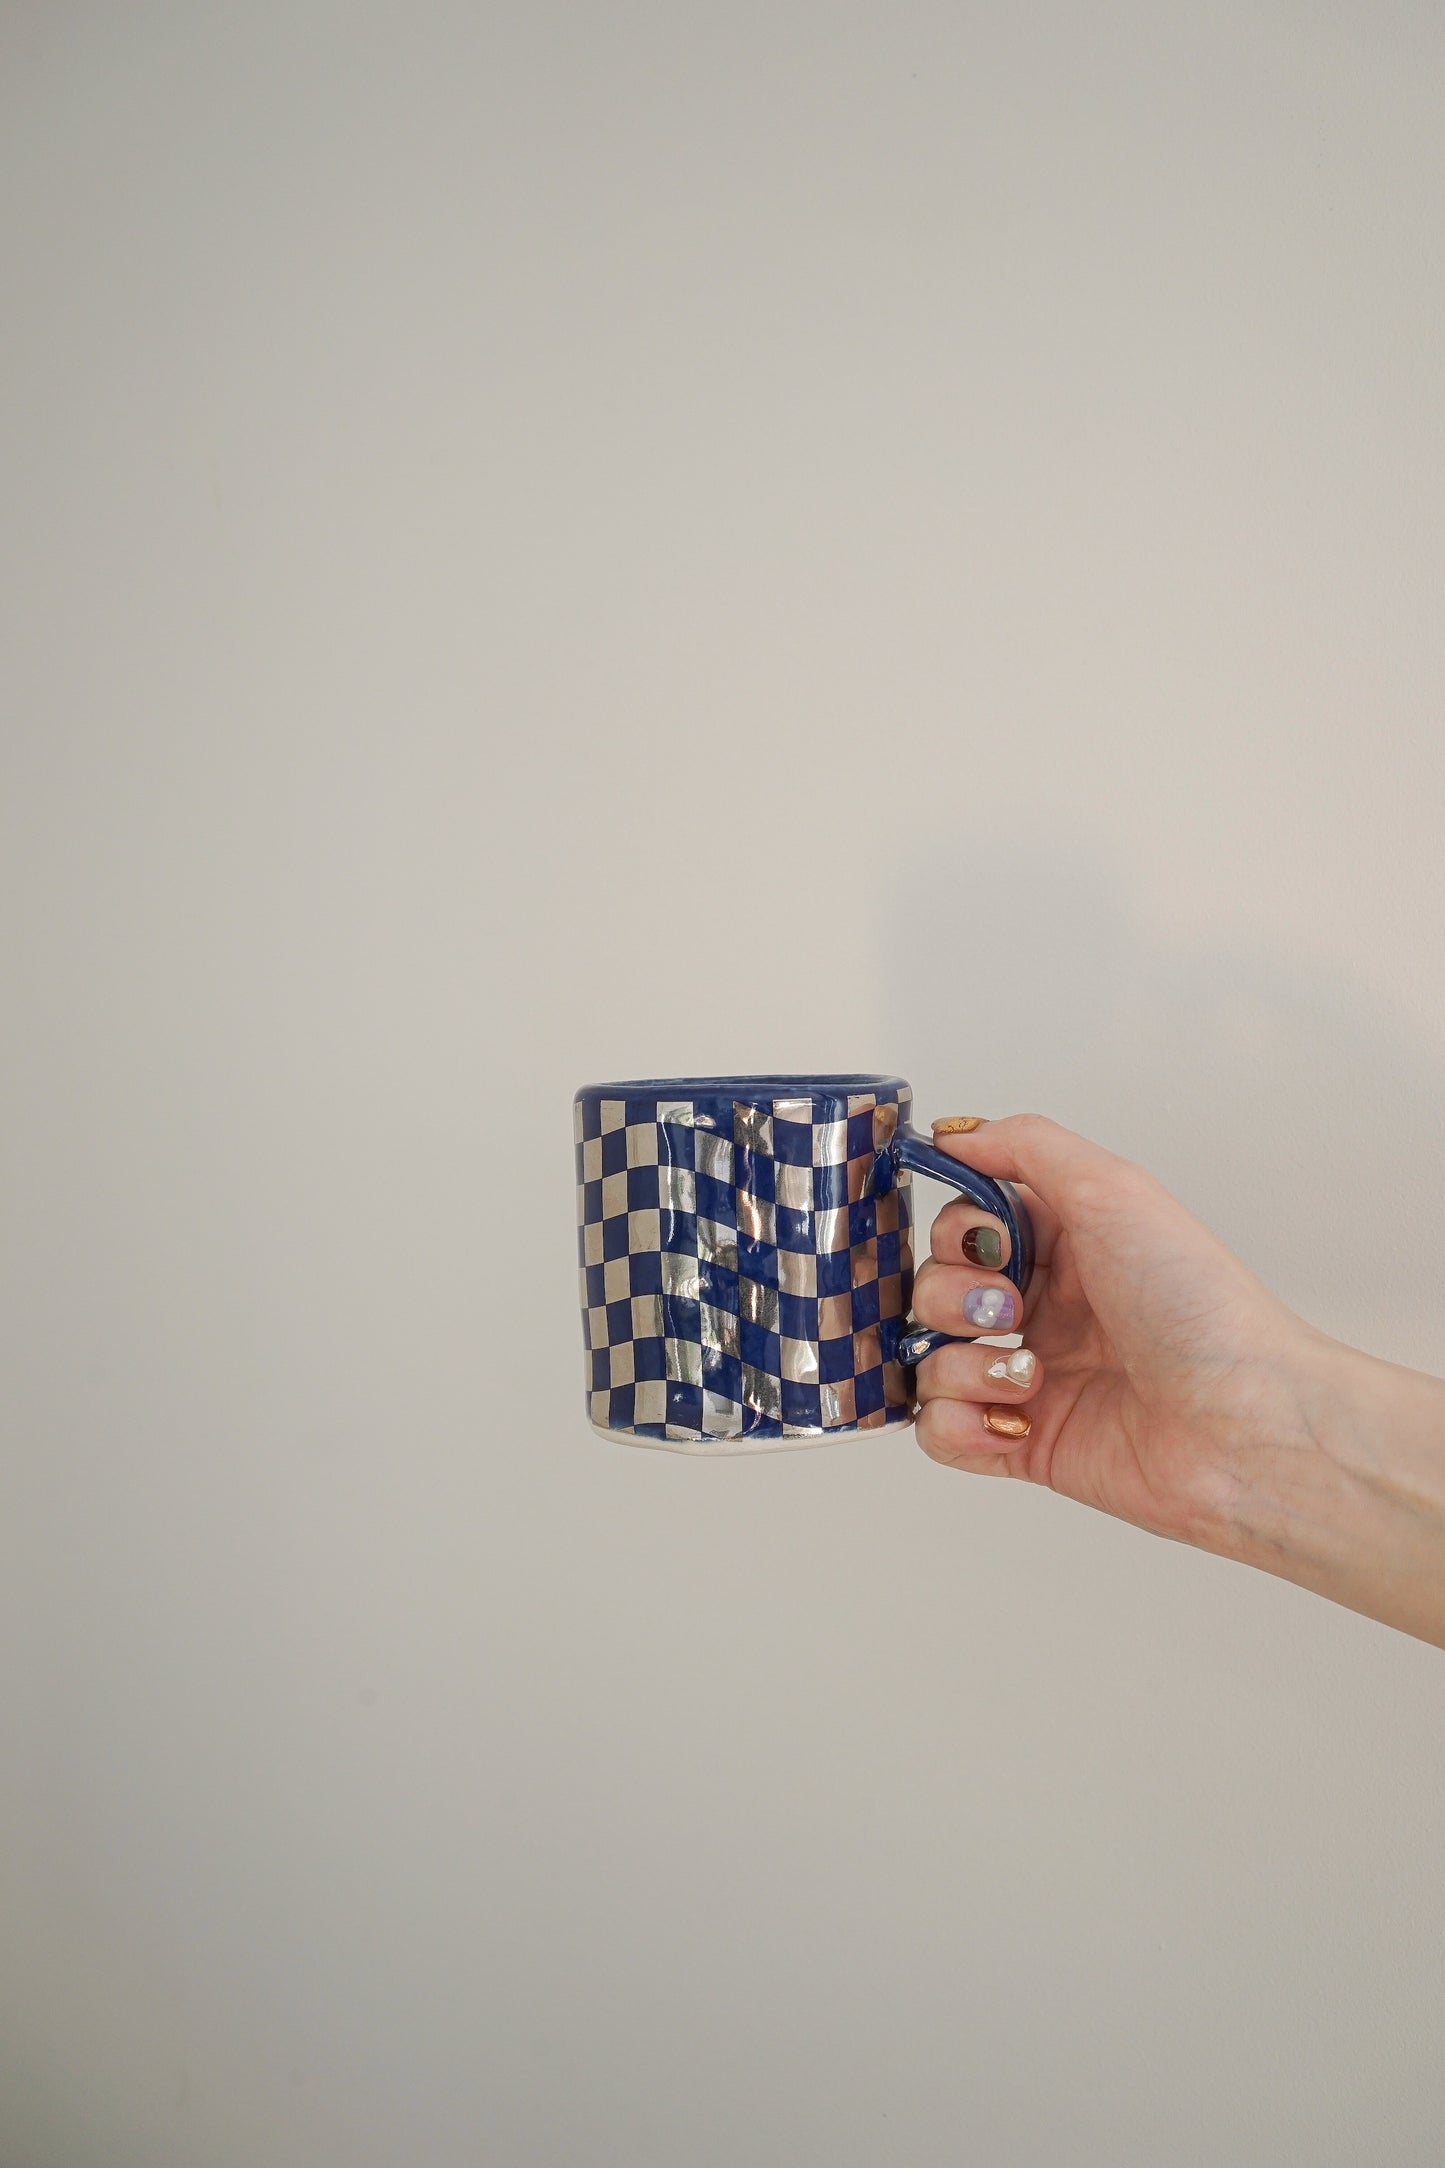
[961,1226,1003,1269]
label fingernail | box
[961,1226,1003,1269]
[982,1406,1031,1439]
[987,1348,1036,1386]
[963,1286,1017,1330]
[933,1116,985,1135]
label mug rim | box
[574,1072,909,1100]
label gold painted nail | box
[933,1116,986,1135]
[982,1406,1031,1439]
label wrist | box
[1223,1326,1445,1646]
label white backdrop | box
[4,6,1444,2163]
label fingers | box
[929,1113,1122,1224]
[913,1336,1043,1475]
[912,1251,1032,1337]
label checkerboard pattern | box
[576,1086,915,1447]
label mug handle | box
[886,1124,1036,1367]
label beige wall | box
[3,6,1444,2162]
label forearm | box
[1226,1333,1445,1648]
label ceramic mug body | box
[574,1073,1035,1454]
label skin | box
[913,1114,1445,1650]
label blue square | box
[629,1250,662,1296]
[591,1348,611,1391]
[846,1110,875,1158]
[624,1097,659,1127]
[694,1172,735,1225]
[699,1259,739,1313]
[663,1296,700,1342]
[736,1236,778,1287]
[814,1161,847,1211]
[601,1127,628,1176]
[774,1118,812,1166]
[701,1348,742,1400]
[877,1230,901,1279]
[605,1297,631,1343]
[740,1404,784,1439]
[817,1250,853,1297]
[660,1121,696,1169]
[602,1215,630,1261]
[633,1421,668,1440]
[739,1319,780,1374]
[775,1207,813,1253]
[782,1380,822,1428]
[634,1336,666,1381]
[661,1210,698,1254]
[737,1151,775,1203]
[849,1198,877,1246]
[855,1367,885,1417]
[586,1261,607,1306]
[778,1292,818,1342]
[666,1380,704,1430]
[819,1335,854,1384]
[583,1178,603,1223]
[579,1098,603,1141]
[627,1164,659,1209]
[610,1383,635,1426]
[852,1280,880,1330]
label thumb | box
[929,1112,1123,1212]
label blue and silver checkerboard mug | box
[574,1074,1035,1453]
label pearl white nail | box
[987,1349,1036,1385]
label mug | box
[574,1074,1035,1452]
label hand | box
[911,1114,1445,1646]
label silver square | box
[821,1380,856,1427]
[600,1170,627,1219]
[772,1097,812,1125]
[813,1119,846,1167]
[701,1391,743,1438]
[666,1336,703,1385]
[695,1130,734,1184]
[603,1256,630,1302]
[775,1162,812,1212]
[589,1387,611,1425]
[577,1266,590,1306]
[600,1099,627,1133]
[662,1252,701,1299]
[659,1162,696,1214]
[778,1250,817,1297]
[846,1093,876,1116]
[631,1292,664,1341]
[587,1303,609,1348]
[608,1341,635,1386]
[628,1208,660,1252]
[582,1219,603,1266]
[742,1364,781,1419]
[700,1303,739,1357]
[657,1100,695,1127]
[737,1191,776,1243]
[816,1206,849,1253]
[697,1219,738,1271]
[633,1379,667,1426]
[626,1123,659,1168]
[739,1280,780,1331]
[780,1336,819,1383]
[573,1101,585,1143]
[582,1135,604,1181]
[734,1104,774,1155]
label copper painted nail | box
[933,1116,986,1135]
[982,1406,1031,1439]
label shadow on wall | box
[890,843,1445,1372]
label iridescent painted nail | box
[961,1226,1003,1270]
[963,1286,1016,1330]
[987,1349,1036,1386]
